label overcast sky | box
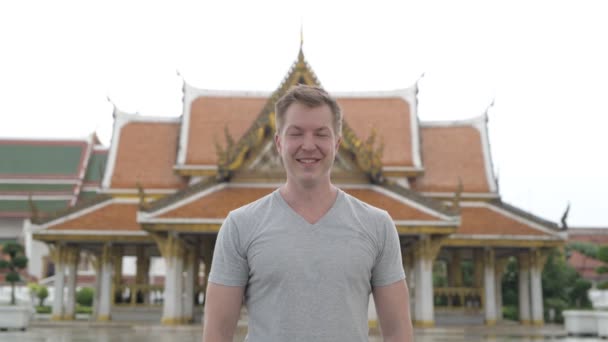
[1,0,606,227]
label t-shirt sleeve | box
[208,214,250,287]
[371,211,406,287]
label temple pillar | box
[64,247,80,320]
[135,245,150,304]
[530,249,547,326]
[518,252,531,325]
[201,239,214,305]
[183,248,197,323]
[413,235,442,328]
[153,232,186,325]
[494,257,508,321]
[92,253,102,319]
[403,251,414,289]
[483,248,497,326]
[113,246,123,304]
[98,243,113,321]
[448,250,463,287]
[51,245,65,321]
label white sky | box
[1,0,606,227]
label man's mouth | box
[296,158,320,164]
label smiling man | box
[203,85,413,342]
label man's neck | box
[279,180,338,224]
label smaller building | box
[568,227,608,284]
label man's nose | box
[301,133,316,150]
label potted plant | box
[0,241,30,330]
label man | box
[203,85,413,341]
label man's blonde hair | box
[275,85,342,136]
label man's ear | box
[275,133,281,152]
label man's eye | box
[288,132,302,136]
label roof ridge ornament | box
[560,202,570,230]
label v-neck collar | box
[274,188,343,228]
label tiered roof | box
[0,135,106,219]
[30,47,564,247]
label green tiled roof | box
[0,143,85,176]
[0,183,75,192]
[83,152,107,183]
[78,191,99,202]
[0,199,71,213]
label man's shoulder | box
[341,189,390,220]
[228,189,277,222]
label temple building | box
[24,47,566,327]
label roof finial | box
[300,19,304,51]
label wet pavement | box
[0,320,589,342]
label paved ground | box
[0,320,575,342]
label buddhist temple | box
[22,46,566,327]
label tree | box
[0,242,29,305]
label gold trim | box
[368,319,378,328]
[414,320,435,328]
[62,314,75,320]
[143,223,221,233]
[51,315,63,321]
[485,319,497,326]
[531,320,544,326]
[520,319,531,325]
[443,238,563,248]
[174,169,217,177]
[97,314,111,321]
[33,233,153,243]
[396,226,457,235]
[161,317,183,325]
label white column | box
[483,248,497,325]
[51,259,65,320]
[92,256,102,319]
[64,248,78,320]
[98,244,113,321]
[530,250,544,326]
[183,250,195,323]
[414,255,434,327]
[162,253,184,324]
[518,253,531,324]
[494,262,503,321]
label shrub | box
[0,242,28,305]
[76,287,94,307]
[35,305,52,314]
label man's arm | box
[202,282,245,342]
[373,279,414,342]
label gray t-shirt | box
[209,188,405,341]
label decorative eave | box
[380,182,459,219]
[140,176,220,214]
[101,106,180,190]
[30,194,113,225]
[443,235,564,248]
[487,200,564,235]
[422,192,501,201]
[460,201,565,240]
[420,113,498,193]
[32,229,151,243]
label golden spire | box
[300,19,304,51]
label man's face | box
[275,102,341,188]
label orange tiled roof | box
[159,187,274,218]
[185,97,267,165]
[458,205,549,236]
[412,126,490,193]
[343,189,438,221]
[158,186,441,222]
[338,98,413,167]
[49,203,141,231]
[568,251,606,280]
[110,121,187,189]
